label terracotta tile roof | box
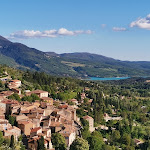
[28,136,40,143]
[83,115,93,120]
[1,99,18,104]
[59,125,75,137]
[41,97,53,100]
[0,91,14,97]
[31,90,48,94]
[58,105,68,109]
[10,80,21,82]
[50,122,62,127]
[0,96,5,100]
[37,133,45,137]
[71,99,78,102]
[21,110,30,114]
[18,120,32,125]
[31,127,41,133]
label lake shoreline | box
[85,76,130,81]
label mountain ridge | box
[0,35,150,77]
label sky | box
[0,0,150,61]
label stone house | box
[30,127,42,138]
[41,97,53,105]
[4,126,21,140]
[83,115,95,132]
[59,125,76,147]
[26,90,48,98]
[17,120,33,136]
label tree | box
[51,133,66,150]
[0,131,4,146]
[21,96,33,102]
[112,130,121,142]
[121,133,131,146]
[3,138,10,146]
[81,127,91,140]
[81,118,91,140]
[77,92,81,101]
[20,143,26,150]
[8,93,21,101]
[31,93,40,101]
[10,135,15,149]
[70,137,89,150]
[102,145,116,150]
[8,116,17,126]
[37,136,45,150]
[87,131,104,150]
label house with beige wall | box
[18,120,33,136]
[26,90,48,98]
[4,126,21,140]
[59,125,76,147]
[83,115,95,132]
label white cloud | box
[112,27,127,31]
[57,28,74,35]
[130,14,150,30]
[9,28,93,39]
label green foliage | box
[70,137,89,150]
[37,136,45,150]
[102,145,116,150]
[112,130,121,142]
[3,138,10,147]
[81,118,89,127]
[20,143,26,150]
[22,93,40,102]
[31,93,40,100]
[1,36,150,77]
[18,135,23,142]
[121,133,131,146]
[8,115,17,126]
[21,96,33,102]
[80,118,91,139]
[8,93,21,101]
[51,133,66,150]
[0,131,4,146]
[81,127,91,140]
[57,91,77,101]
[87,131,104,150]
[0,63,150,150]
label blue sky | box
[1,0,150,61]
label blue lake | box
[87,77,130,81]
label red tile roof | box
[83,115,93,120]
[58,105,68,109]
[31,90,48,94]
[10,80,21,82]
[1,99,18,104]
[31,127,41,133]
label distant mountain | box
[0,35,150,78]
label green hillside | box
[0,36,150,78]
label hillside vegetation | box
[0,65,150,149]
[0,35,150,78]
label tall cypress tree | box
[38,136,45,150]
[10,135,15,149]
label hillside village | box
[0,73,124,150]
[0,68,149,150]
[0,79,76,149]
[0,73,101,150]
